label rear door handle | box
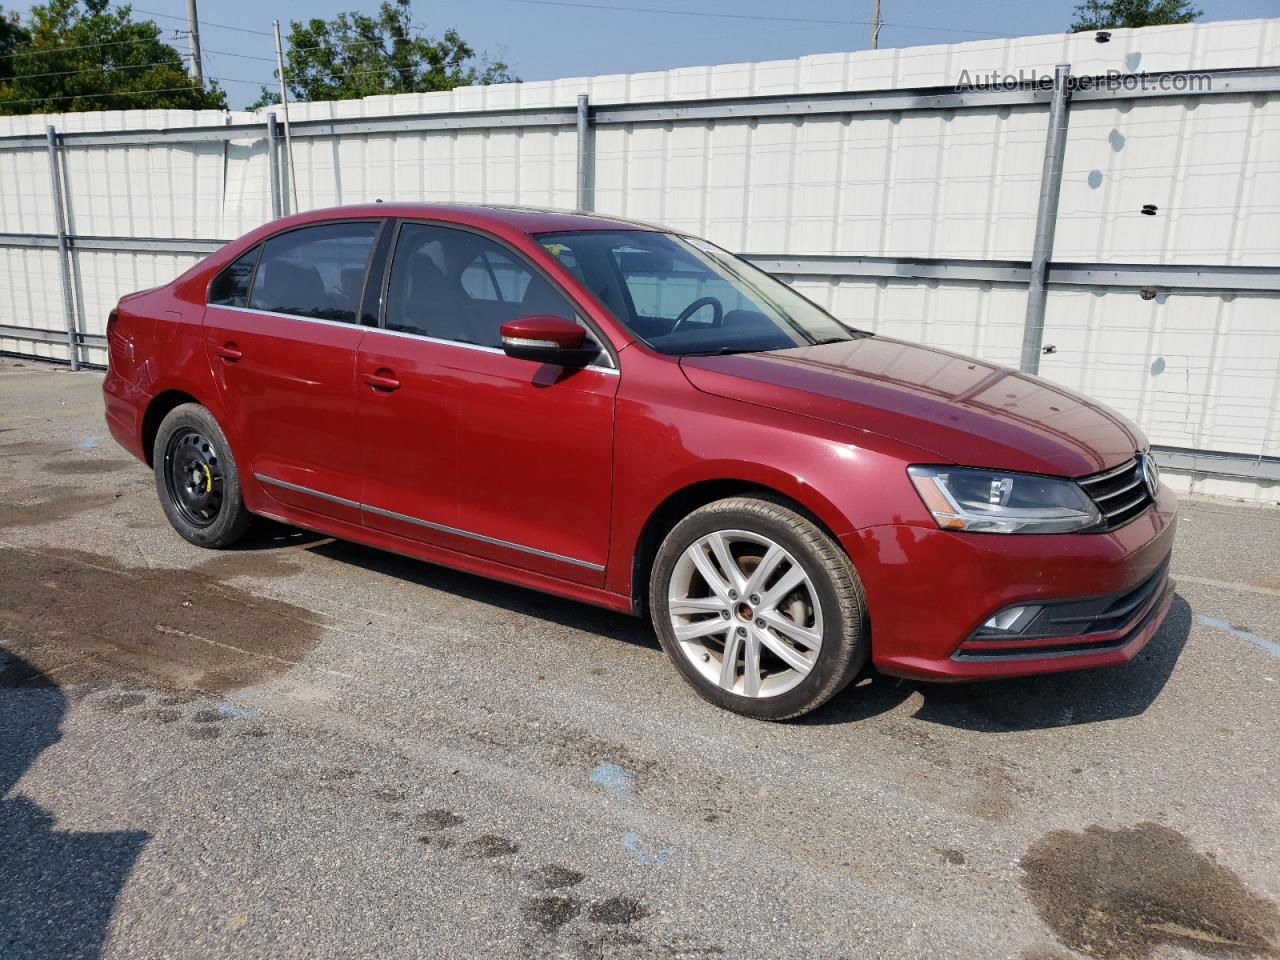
[212,342,242,362]
[363,370,401,392]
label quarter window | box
[208,246,260,307]
[248,222,379,323]
[385,224,581,351]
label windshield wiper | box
[681,345,763,357]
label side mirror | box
[500,315,600,368]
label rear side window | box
[248,222,379,323]
[208,246,260,307]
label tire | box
[153,403,251,549]
[649,496,868,720]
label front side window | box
[208,246,260,307]
[537,230,865,356]
[248,221,379,323]
[385,223,586,352]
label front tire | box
[154,403,251,548]
[649,496,869,721]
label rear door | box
[356,221,618,586]
[203,220,382,524]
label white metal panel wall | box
[0,18,1276,498]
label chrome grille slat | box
[1076,456,1155,531]
[1104,494,1151,519]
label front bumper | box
[841,484,1178,681]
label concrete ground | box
[1,356,1277,960]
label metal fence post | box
[267,113,283,219]
[575,94,593,212]
[1019,63,1072,375]
[46,124,79,371]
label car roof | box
[280,202,664,236]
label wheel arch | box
[628,475,850,617]
[141,389,203,466]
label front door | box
[357,222,618,586]
[203,220,382,524]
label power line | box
[471,0,1015,36]
[0,32,185,62]
[131,7,275,38]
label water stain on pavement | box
[0,485,119,529]
[0,546,325,696]
[523,894,582,933]
[587,896,649,925]
[1021,822,1280,959]
[40,459,135,476]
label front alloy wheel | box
[667,530,823,698]
[650,496,868,720]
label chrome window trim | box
[361,323,620,376]
[208,303,621,377]
[254,473,605,572]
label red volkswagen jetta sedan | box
[103,204,1176,720]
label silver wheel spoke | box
[759,564,806,611]
[719,630,743,689]
[755,625,815,674]
[742,634,762,697]
[689,543,733,603]
[669,596,728,617]
[674,617,732,642]
[760,609,823,652]
[706,532,747,594]
[743,543,784,597]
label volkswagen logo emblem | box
[1139,452,1160,499]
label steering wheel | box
[670,296,724,334]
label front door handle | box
[212,342,242,362]
[363,370,401,392]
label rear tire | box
[154,403,251,549]
[649,496,869,721]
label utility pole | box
[870,0,882,49]
[273,19,299,214]
[185,0,203,83]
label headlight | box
[907,465,1101,534]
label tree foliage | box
[252,0,516,108]
[0,0,226,115]
[1070,0,1202,31]
[1,5,31,86]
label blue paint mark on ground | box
[591,762,635,798]
[217,701,259,719]
[1199,615,1280,659]
[75,436,99,450]
[622,833,677,865]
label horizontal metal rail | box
[1152,445,1280,484]
[0,322,106,348]
[2,233,1275,294]
[1,65,1274,152]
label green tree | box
[1070,0,1202,31]
[252,0,516,108]
[0,0,226,115]
[1,5,31,87]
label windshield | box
[535,230,867,356]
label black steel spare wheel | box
[164,428,225,527]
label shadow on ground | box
[0,650,148,960]
[297,525,1194,732]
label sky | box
[7,0,1280,108]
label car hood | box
[679,336,1145,477]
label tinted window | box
[248,222,379,323]
[208,246,260,307]
[385,224,579,350]
[538,230,861,356]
